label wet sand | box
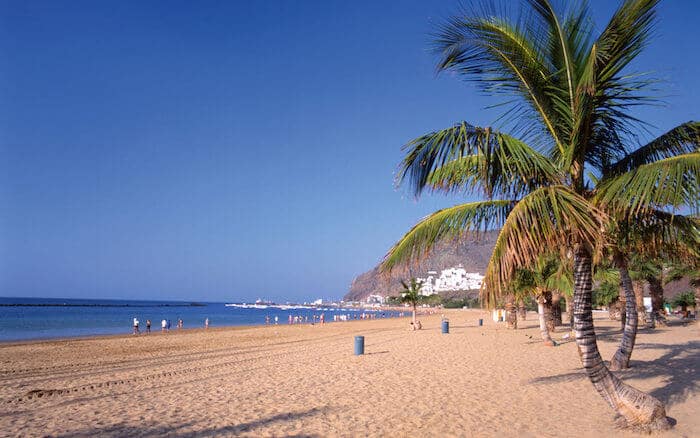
[0,310,697,437]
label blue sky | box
[1,1,698,302]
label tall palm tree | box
[381,0,699,429]
[609,214,699,370]
[400,278,423,328]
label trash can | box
[354,336,365,355]
[441,319,449,334]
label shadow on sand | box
[528,340,700,406]
[57,407,329,437]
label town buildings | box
[416,265,484,296]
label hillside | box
[344,232,498,301]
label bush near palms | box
[399,278,423,327]
[671,291,696,316]
[381,0,699,429]
[666,255,700,314]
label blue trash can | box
[478,318,483,326]
[441,320,449,334]
[354,336,365,355]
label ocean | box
[0,297,402,342]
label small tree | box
[672,291,696,316]
[400,278,423,327]
[666,257,700,315]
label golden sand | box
[0,310,697,437]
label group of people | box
[132,317,209,335]
[265,311,408,326]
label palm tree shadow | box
[625,341,700,406]
[53,407,330,437]
[527,341,700,407]
[180,406,330,437]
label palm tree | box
[517,298,528,321]
[551,292,563,327]
[512,256,570,345]
[504,293,518,329]
[400,278,423,328]
[381,0,699,429]
[608,215,699,370]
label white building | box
[366,294,385,304]
[416,265,484,296]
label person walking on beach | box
[274,315,278,325]
[161,319,167,332]
[167,319,171,331]
[146,319,151,334]
[265,315,270,325]
[133,318,139,335]
[178,318,183,329]
[205,318,209,329]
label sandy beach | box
[0,310,697,437]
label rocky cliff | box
[344,232,498,301]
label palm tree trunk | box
[573,245,669,430]
[551,292,563,326]
[518,299,527,320]
[617,285,627,330]
[610,253,638,371]
[565,295,574,328]
[412,303,417,327]
[633,280,648,328]
[647,275,665,327]
[543,290,555,333]
[537,294,555,346]
[505,294,517,329]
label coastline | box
[0,307,412,346]
[0,299,412,343]
[1,309,697,437]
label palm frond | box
[594,0,659,85]
[380,200,514,273]
[628,211,700,258]
[526,0,582,123]
[480,186,606,307]
[433,9,565,154]
[596,152,700,216]
[605,121,700,177]
[399,122,560,197]
[424,138,561,199]
[572,0,662,175]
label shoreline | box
[0,306,420,346]
[0,301,415,344]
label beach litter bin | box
[441,319,449,334]
[478,318,483,326]
[354,336,365,355]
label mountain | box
[344,231,499,301]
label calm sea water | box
[0,297,401,342]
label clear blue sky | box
[1,1,698,302]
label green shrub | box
[592,281,619,308]
[672,291,696,309]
